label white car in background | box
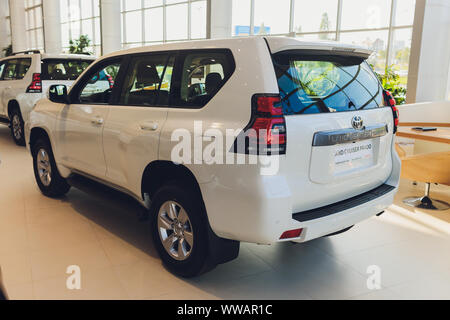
[0,51,95,145]
[26,37,401,277]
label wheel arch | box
[29,126,52,151]
[142,160,240,268]
[7,100,21,118]
[141,161,203,202]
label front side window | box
[174,51,234,108]
[42,59,93,81]
[120,54,175,106]
[78,60,122,104]
[273,53,385,114]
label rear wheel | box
[9,107,25,146]
[150,183,211,277]
[32,138,71,198]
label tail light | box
[26,73,42,93]
[383,90,399,133]
[233,94,287,155]
[280,228,303,240]
[106,74,114,89]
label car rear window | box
[273,53,385,115]
[42,59,93,81]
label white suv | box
[0,51,95,145]
[26,37,401,277]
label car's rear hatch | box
[266,38,395,212]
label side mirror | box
[48,84,70,104]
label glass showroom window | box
[232,0,415,87]
[60,0,101,55]
[25,0,45,51]
[121,0,207,48]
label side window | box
[174,51,234,108]
[0,62,5,80]
[120,54,175,106]
[0,62,6,80]
[16,59,32,79]
[3,60,18,80]
[78,60,122,104]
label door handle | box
[140,121,159,131]
[91,117,104,126]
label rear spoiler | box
[264,37,373,59]
[271,48,372,60]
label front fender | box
[27,99,71,177]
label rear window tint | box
[42,59,93,81]
[171,50,235,108]
[17,59,31,79]
[273,53,384,115]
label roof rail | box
[12,50,41,56]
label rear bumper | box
[290,185,396,243]
[200,176,397,244]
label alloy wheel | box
[36,148,52,187]
[12,115,22,140]
[157,201,194,261]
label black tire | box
[150,182,211,278]
[9,107,25,146]
[32,138,71,198]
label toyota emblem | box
[352,116,364,130]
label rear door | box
[102,53,175,195]
[271,49,395,212]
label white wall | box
[9,0,27,53]
[407,0,450,103]
[0,0,10,56]
[43,0,62,54]
[398,101,450,123]
[100,0,122,55]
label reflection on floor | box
[0,126,449,300]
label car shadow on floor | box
[65,177,339,299]
[0,126,13,146]
[66,179,159,260]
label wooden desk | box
[397,127,450,144]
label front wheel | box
[32,138,71,198]
[150,183,211,277]
[10,108,25,146]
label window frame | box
[68,48,236,108]
[272,51,388,115]
[40,58,94,81]
[16,58,32,80]
[1,59,32,81]
[114,51,179,108]
[69,57,126,105]
[170,48,236,109]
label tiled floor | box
[0,125,449,300]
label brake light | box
[280,228,303,240]
[383,90,399,133]
[26,73,42,93]
[106,74,114,89]
[234,94,287,155]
